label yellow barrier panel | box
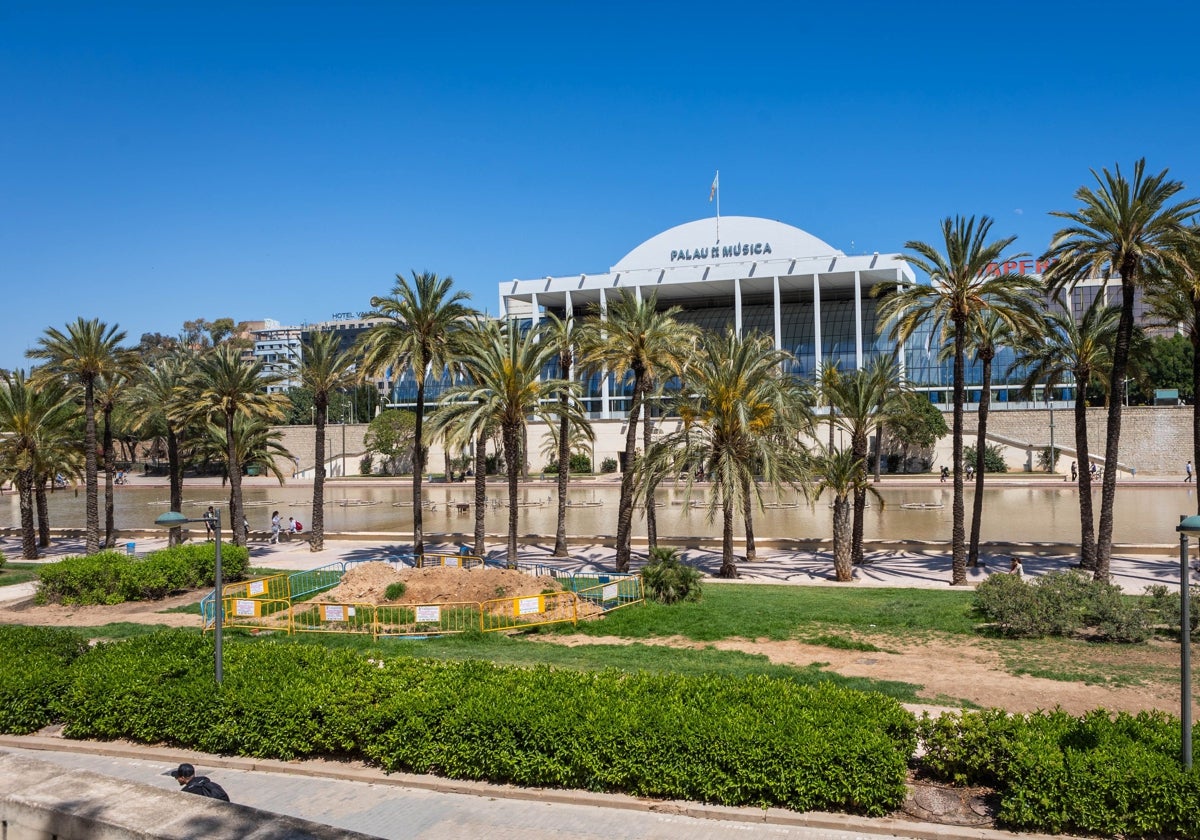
[414,552,484,569]
[374,601,479,637]
[574,576,645,613]
[480,590,578,633]
[291,601,375,635]
[223,574,290,601]
[223,597,293,634]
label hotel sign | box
[670,242,773,262]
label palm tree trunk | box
[1192,321,1200,516]
[503,423,521,568]
[412,380,426,557]
[851,431,867,566]
[741,472,756,563]
[474,433,487,557]
[554,392,571,557]
[719,492,737,578]
[615,374,645,572]
[83,379,99,554]
[643,404,658,551]
[832,496,852,581]
[444,448,451,484]
[950,319,967,585]
[225,410,244,548]
[167,427,183,547]
[1074,374,1097,569]
[1095,276,1137,579]
[874,423,883,482]
[967,356,992,566]
[103,405,115,548]
[311,400,327,551]
[17,469,37,559]
[35,477,50,548]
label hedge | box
[51,629,914,815]
[920,708,1200,838]
[0,626,89,734]
[36,543,249,605]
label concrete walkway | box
[0,737,1070,840]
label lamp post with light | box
[155,509,224,684]
[1174,515,1196,769]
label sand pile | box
[322,561,565,606]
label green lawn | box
[0,563,40,587]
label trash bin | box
[126,542,136,556]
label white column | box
[564,290,573,320]
[772,276,782,352]
[734,278,743,336]
[895,284,907,380]
[599,288,610,419]
[530,293,540,329]
[853,270,863,370]
[812,274,823,372]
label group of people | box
[269,510,303,543]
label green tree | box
[27,318,132,554]
[576,293,700,571]
[645,331,811,578]
[823,355,907,566]
[1134,335,1193,401]
[128,354,193,546]
[433,319,581,567]
[359,271,474,555]
[885,392,948,470]
[0,371,77,559]
[1045,160,1200,578]
[364,409,418,475]
[179,345,287,547]
[297,331,357,551]
[542,313,593,557]
[811,446,884,582]
[877,216,1041,585]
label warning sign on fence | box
[515,596,543,616]
[235,599,257,617]
[322,605,345,622]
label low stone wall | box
[0,750,372,840]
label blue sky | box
[3,1,1199,367]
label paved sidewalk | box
[0,738,1067,840]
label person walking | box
[203,506,217,540]
[270,510,281,543]
[1187,461,1193,483]
[166,763,229,801]
[1069,461,1077,482]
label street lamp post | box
[1174,515,1196,770]
[155,509,223,685]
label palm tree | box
[359,271,474,556]
[1011,303,1122,569]
[877,216,1041,585]
[433,320,581,567]
[95,367,138,548]
[298,331,357,551]
[816,359,842,452]
[576,293,700,571]
[180,346,286,547]
[957,308,1039,566]
[27,318,131,554]
[32,425,83,548]
[823,355,908,566]
[541,312,593,557]
[1045,160,1200,578]
[128,354,193,546]
[0,371,77,559]
[1145,225,1200,515]
[811,446,885,582]
[644,331,811,578]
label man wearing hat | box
[166,763,229,801]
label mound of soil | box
[322,562,565,606]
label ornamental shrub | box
[641,547,702,604]
[963,443,1007,473]
[0,626,88,734]
[600,457,618,473]
[973,569,1154,641]
[35,542,249,605]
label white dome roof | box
[611,216,842,271]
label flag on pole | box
[709,170,719,202]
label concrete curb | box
[0,734,1077,840]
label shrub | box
[359,455,374,475]
[600,457,618,473]
[641,547,702,604]
[963,443,1007,473]
[973,569,1154,641]
[0,626,88,734]
[384,581,407,601]
[52,631,916,815]
[919,708,1200,837]
[35,542,249,605]
[568,452,591,473]
[1144,583,1200,638]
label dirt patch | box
[322,562,565,606]
[0,589,200,629]
[542,633,1190,717]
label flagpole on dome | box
[709,170,720,243]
